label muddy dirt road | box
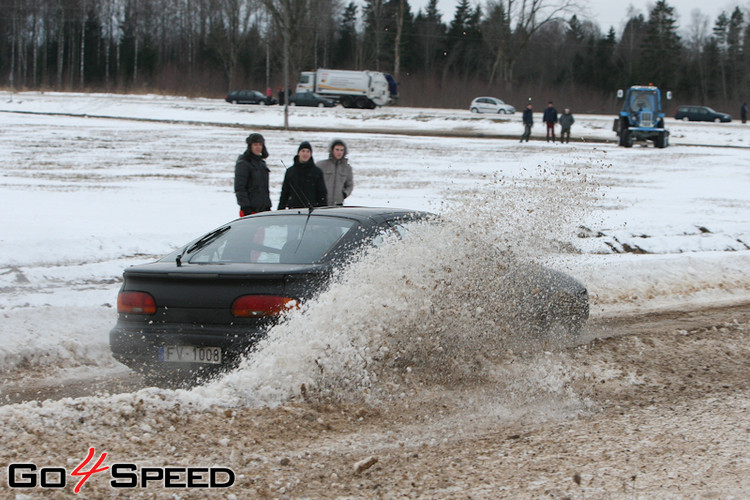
[2,304,748,499]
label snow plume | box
[202,164,596,408]
[444,157,603,260]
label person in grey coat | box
[559,108,575,144]
[317,139,354,206]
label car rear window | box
[186,215,357,264]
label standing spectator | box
[520,103,533,142]
[278,141,327,209]
[741,102,747,124]
[317,139,354,206]
[234,133,272,217]
[278,87,285,106]
[559,108,575,144]
[543,101,558,142]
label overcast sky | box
[407,0,744,35]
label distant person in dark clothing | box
[278,87,285,106]
[543,101,558,142]
[278,141,327,209]
[234,133,272,217]
[559,108,575,144]
[520,103,533,142]
[741,102,747,124]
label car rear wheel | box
[498,109,507,114]
[470,107,479,113]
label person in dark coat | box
[234,133,272,216]
[278,141,328,209]
[559,108,575,144]
[520,103,533,142]
[741,102,747,124]
[543,101,558,142]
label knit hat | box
[298,141,312,153]
[246,133,269,158]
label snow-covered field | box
[0,92,749,497]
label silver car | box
[470,96,515,114]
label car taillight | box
[232,295,300,318]
[117,291,157,315]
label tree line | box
[1,0,748,113]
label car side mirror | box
[666,91,673,100]
[617,89,624,99]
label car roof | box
[243,206,431,222]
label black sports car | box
[288,92,336,107]
[225,90,277,105]
[109,207,589,383]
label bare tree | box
[393,0,404,80]
[485,0,579,86]
[206,0,259,90]
[259,0,308,128]
[685,8,710,101]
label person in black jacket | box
[234,133,272,216]
[520,103,533,142]
[543,101,558,142]
[278,141,328,209]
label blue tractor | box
[614,85,672,148]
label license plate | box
[158,345,222,364]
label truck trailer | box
[295,69,397,109]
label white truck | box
[295,69,397,109]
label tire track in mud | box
[2,302,749,406]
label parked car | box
[288,92,336,107]
[674,105,731,122]
[470,96,516,114]
[109,207,589,384]
[225,90,277,105]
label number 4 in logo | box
[71,447,109,493]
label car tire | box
[470,107,479,113]
[498,109,507,114]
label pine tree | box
[641,0,682,88]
